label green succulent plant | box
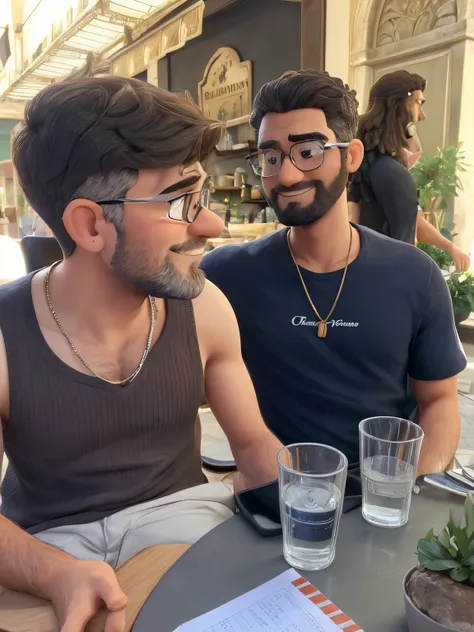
[417,492,474,585]
[412,143,468,236]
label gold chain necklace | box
[44,261,156,386]
[287,227,353,339]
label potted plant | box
[417,243,453,272]
[415,244,474,325]
[446,273,474,326]
[403,492,474,631]
[412,144,467,239]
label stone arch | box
[351,0,377,56]
[349,0,379,111]
[374,1,459,48]
[352,0,459,55]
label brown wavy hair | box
[13,76,223,254]
[357,70,426,166]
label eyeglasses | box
[95,188,210,224]
[246,140,350,178]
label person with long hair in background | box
[349,70,470,271]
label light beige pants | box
[35,482,234,569]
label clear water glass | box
[359,417,424,528]
[278,443,348,571]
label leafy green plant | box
[417,245,474,321]
[417,493,474,585]
[417,243,453,271]
[447,273,474,315]
[412,144,467,235]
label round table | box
[133,486,463,632]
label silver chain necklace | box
[44,261,156,386]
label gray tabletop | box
[133,486,463,632]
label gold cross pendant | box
[318,322,327,338]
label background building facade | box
[0,0,473,251]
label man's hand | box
[51,560,128,632]
[416,212,471,272]
[0,510,128,632]
[450,244,471,273]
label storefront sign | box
[198,47,252,126]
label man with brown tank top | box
[0,77,283,632]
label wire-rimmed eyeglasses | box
[95,188,211,224]
[246,139,350,178]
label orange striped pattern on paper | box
[291,577,363,631]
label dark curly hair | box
[357,70,426,163]
[13,76,223,255]
[250,69,359,142]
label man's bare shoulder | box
[193,279,235,320]
[193,280,240,361]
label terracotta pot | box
[403,567,462,632]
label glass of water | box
[359,417,424,528]
[277,443,348,571]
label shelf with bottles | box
[215,127,256,155]
[210,184,266,206]
[212,186,244,192]
[229,205,278,225]
[215,146,254,158]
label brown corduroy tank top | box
[0,273,206,534]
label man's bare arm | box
[413,376,461,476]
[0,508,127,632]
[0,327,127,632]
[1,429,73,598]
[416,211,470,272]
[0,502,72,599]
[196,281,283,490]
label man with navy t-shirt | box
[201,70,466,472]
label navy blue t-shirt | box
[201,226,466,464]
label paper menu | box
[174,568,363,632]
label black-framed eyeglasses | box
[95,188,210,224]
[246,139,350,178]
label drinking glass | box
[359,417,424,528]
[277,443,348,571]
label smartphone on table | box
[235,465,362,537]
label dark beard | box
[110,231,206,300]
[267,163,348,227]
